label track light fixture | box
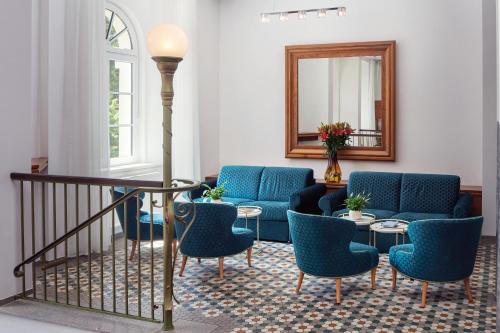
[260,7,347,23]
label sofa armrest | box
[453,193,473,218]
[290,183,327,215]
[186,179,217,200]
[318,187,348,216]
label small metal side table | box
[369,219,409,248]
[237,206,263,251]
[337,212,376,226]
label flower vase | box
[324,151,342,183]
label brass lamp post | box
[147,24,189,331]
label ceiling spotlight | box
[260,13,271,23]
[317,8,327,18]
[279,12,289,22]
[337,7,347,17]
[298,10,307,20]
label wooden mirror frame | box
[285,41,396,161]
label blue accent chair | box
[174,203,254,279]
[318,172,473,252]
[111,188,169,260]
[389,217,483,308]
[189,166,326,242]
[287,210,379,304]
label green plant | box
[201,183,226,200]
[345,193,371,211]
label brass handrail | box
[13,179,200,278]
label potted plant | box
[344,193,370,220]
[318,122,354,183]
[201,183,226,203]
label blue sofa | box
[189,166,326,242]
[318,171,473,252]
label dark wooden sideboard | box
[204,175,482,217]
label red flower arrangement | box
[318,122,355,155]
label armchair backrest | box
[409,217,483,281]
[258,167,314,201]
[111,188,146,240]
[348,172,402,212]
[217,165,264,200]
[174,203,238,257]
[400,173,460,214]
[288,210,362,277]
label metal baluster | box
[111,186,116,313]
[137,193,141,317]
[52,182,58,303]
[150,193,155,320]
[20,181,26,296]
[31,181,36,299]
[124,186,129,315]
[42,182,47,301]
[87,185,92,308]
[75,184,80,307]
[64,183,69,305]
[99,186,104,311]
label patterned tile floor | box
[34,241,496,332]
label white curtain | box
[41,0,111,254]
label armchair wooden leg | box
[129,240,137,260]
[371,268,377,290]
[335,278,342,305]
[172,241,177,270]
[246,247,253,267]
[179,256,188,277]
[197,258,201,263]
[464,277,474,304]
[420,281,429,308]
[218,257,224,279]
[391,267,397,290]
[296,271,304,294]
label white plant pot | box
[349,210,362,220]
[211,199,223,204]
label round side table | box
[337,212,376,226]
[237,206,263,251]
[369,219,409,248]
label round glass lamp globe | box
[147,24,188,58]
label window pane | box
[105,9,112,37]
[119,126,133,158]
[108,13,132,50]
[109,94,119,126]
[109,60,132,93]
[109,127,119,158]
[112,30,132,50]
[110,14,125,39]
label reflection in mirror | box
[298,56,383,148]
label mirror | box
[286,41,395,160]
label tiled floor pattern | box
[32,241,496,332]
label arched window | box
[105,5,139,165]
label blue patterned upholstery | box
[174,203,254,258]
[389,217,483,282]
[111,188,164,241]
[217,166,264,200]
[348,172,402,212]
[288,211,379,278]
[245,201,289,221]
[454,193,473,218]
[318,187,348,216]
[258,167,314,201]
[391,212,450,222]
[333,208,397,219]
[189,166,324,242]
[400,173,460,214]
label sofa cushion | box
[193,197,252,206]
[333,208,397,219]
[400,173,460,214]
[391,212,451,222]
[258,167,314,202]
[244,201,289,221]
[217,166,264,200]
[348,172,402,212]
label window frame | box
[104,3,141,167]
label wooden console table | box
[204,175,482,216]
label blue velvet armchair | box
[389,217,483,308]
[287,210,379,304]
[111,188,169,260]
[174,203,254,279]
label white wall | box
[0,0,34,299]
[219,0,488,230]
